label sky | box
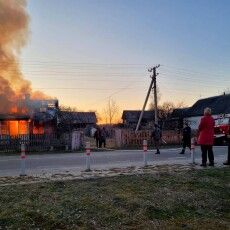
[21,0,230,116]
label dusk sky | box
[21,0,230,114]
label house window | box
[9,121,18,136]
[33,124,44,134]
[18,121,28,135]
[0,121,8,135]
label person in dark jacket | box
[94,128,101,148]
[152,124,162,154]
[179,122,191,154]
[100,127,107,148]
[198,107,215,167]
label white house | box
[184,94,230,130]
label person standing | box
[94,128,101,148]
[198,107,215,167]
[179,122,191,154]
[152,124,162,154]
[100,127,107,148]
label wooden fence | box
[115,129,182,148]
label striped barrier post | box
[143,140,148,166]
[85,142,91,171]
[20,143,26,176]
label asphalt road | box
[0,146,228,177]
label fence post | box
[191,137,196,164]
[50,146,54,151]
[65,145,69,151]
[20,143,26,176]
[143,140,148,166]
[85,141,91,171]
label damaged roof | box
[0,114,30,121]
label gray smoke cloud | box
[0,0,48,113]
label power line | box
[160,73,230,86]
[2,66,228,80]
[33,87,135,90]
[161,65,228,78]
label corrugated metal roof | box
[59,111,97,124]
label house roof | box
[59,111,97,124]
[186,94,230,117]
[0,114,30,121]
[171,108,189,118]
[122,110,155,122]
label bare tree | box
[176,101,187,108]
[103,98,120,125]
[158,101,187,119]
[158,102,175,120]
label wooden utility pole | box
[135,65,160,132]
[151,65,160,125]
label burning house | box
[0,95,59,136]
[0,1,59,138]
[0,1,86,151]
[0,114,30,136]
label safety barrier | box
[143,140,148,166]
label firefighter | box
[151,124,162,154]
[179,121,191,154]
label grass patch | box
[0,168,229,229]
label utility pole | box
[135,65,160,132]
[149,65,160,125]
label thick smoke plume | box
[0,0,47,114]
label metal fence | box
[0,134,69,153]
[0,129,182,153]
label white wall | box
[185,114,230,130]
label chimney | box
[24,94,31,113]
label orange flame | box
[7,120,29,135]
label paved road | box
[0,146,228,176]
